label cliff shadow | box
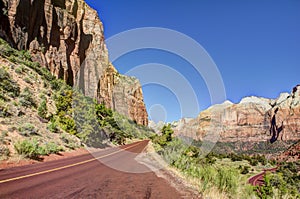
[269,108,284,143]
[0,1,15,47]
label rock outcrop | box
[277,140,300,162]
[0,0,148,125]
[174,85,300,145]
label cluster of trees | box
[0,37,155,160]
[257,162,300,198]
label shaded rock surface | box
[0,0,148,125]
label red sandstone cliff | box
[0,0,148,125]
[174,85,300,145]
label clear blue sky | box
[85,0,300,123]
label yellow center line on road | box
[0,142,142,184]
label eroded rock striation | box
[174,85,300,146]
[0,0,148,125]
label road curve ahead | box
[0,140,183,198]
[248,168,277,186]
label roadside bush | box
[14,139,63,159]
[60,133,80,149]
[45,142,63,154]
[14,139,40,159]
[38,142,63,155]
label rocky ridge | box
[173,85,300,147]
[0,0,148,125]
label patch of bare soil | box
[0,148,88,170]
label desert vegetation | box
[151,125,300,198]
[0,37,154,160]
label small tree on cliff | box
[161,124,174,142]
[153,124,174,147]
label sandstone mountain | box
[0,0,148,125]
[173,85,300,154]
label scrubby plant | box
[0,145,10,157]
[47,119,59,133]
[19,87,36,108]
[216,167,239,195]
[15,66,25,74]
[14,139,64,159]
[18,123,39,137]
[1,130,8,137]
[0,67,20,98]
[24,77,32,84]
[38,99,47,119]
[14,139,40,159]
[60,133,81,149]
[50,79,64,91]
[0,99,12,117]
[38,142,63,155]
[239,165,250,174]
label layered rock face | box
[0,0,148,125]
[174,85,300,144]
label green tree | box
[161,124,173,142]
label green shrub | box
[0,145,10,157]
[249,158,259,166]
[38,99,47,119]
[45,142,63,154]
[14,139,40,159]
[15,66,25,74]
[24,77,32,84]
[14,139,63,159]
[38,142,63,155]
[47,120,59,133]
[240,165,250,174]
[19,87,36,108]
[18,123,39,136]
[50,79,64,91]
[217,167,239,194]
[57,113,76,135]
[1,130,8,137]
[60,133,80,149]
[152,124,174,147]
[0,67,20,98]
[0,99,12,117]
[0,130,8,144]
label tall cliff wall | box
[174,85,300,144]
[0,0,148,125]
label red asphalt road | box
[0,140,184,199]
[248,168,277,186]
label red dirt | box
[0,148,88,170]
